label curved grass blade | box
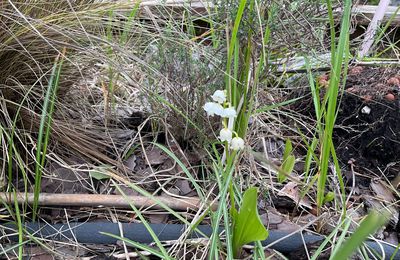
[331,211,390,260]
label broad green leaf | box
[232,187,269,258]
[331,211,389,260]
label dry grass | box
[3,0,395,258]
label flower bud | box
[222,106,237,118]
[203,102,224,116]
[211,90,226,104]
[230,137,245,150]
[219,128,233,142]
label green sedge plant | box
[302,0,351,215]
[32,49,66,221]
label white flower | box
[230,137,245,150]
[203,102,224,117]
[219,128,232,142]
[222,106,237,118]
[211,90,226,104]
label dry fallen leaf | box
[148,213,168,224]
[278,182,312,209]
[144,147,168,165]
[175,179,193,196]
[123,154,137,171]
[370,179,396,203]
[261,207,302,232]
[42,165,89,194]
[363,187,399,228]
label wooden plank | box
[107,3,400,26]
[351,5,400,26]
[99,0,213,16]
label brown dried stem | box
[0,193,216,211]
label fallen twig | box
[0,193,216,211]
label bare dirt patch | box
[334,65,400,181]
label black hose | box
[3,222,399,259]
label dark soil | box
[334,66,400,180]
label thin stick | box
[0,193,215,211]
[358,0,391,58]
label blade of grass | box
[113,182,172,259]
[209,163,234,259]
[13,190,23,260]
[317,0,351,209]
[100,232,166,258]
[152,142,205,200]
[225,0,247,98]
[326,0,336,61]
[120,0,142,44]
[330,211,389,260]
[310,217,350,260]
[32,51,65,221]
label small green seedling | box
[323,191,335,204]
[231,187,269,258]
[279,139,295,183]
